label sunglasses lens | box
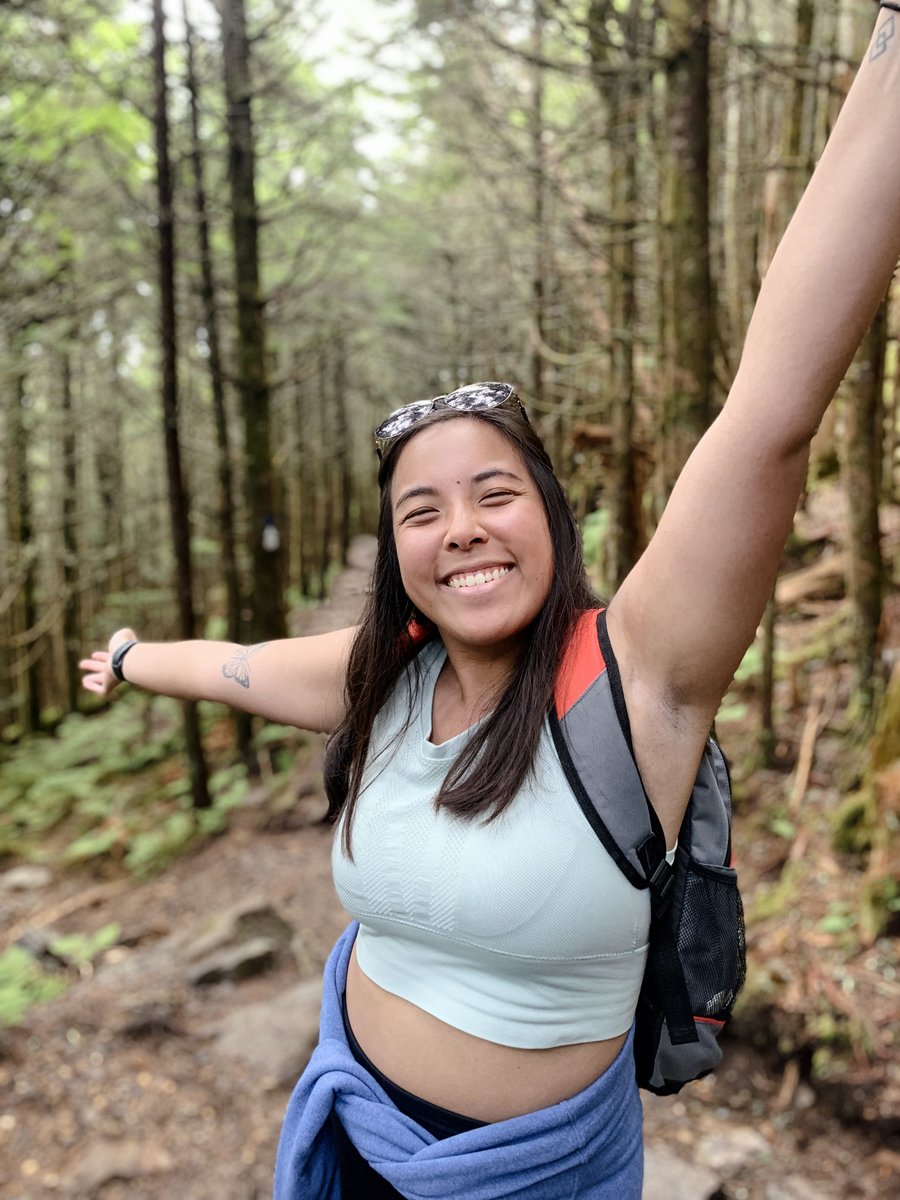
[445,382,513,412]
[373,398,436,442]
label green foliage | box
[124,811,197,879]
[858,876,900,945]
[49,923,121,970]
[0,692,256,876]
[817,900,857,935]
[769,815,796,842]
[746,862,804,923]
[581,508,608,567]
[0,924,120,1027]
[734,642,763,685]
[716,693,750,724]
[831,788,875,855]
[0,947,68,1027]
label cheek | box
[532,517,555,589]
[394,531,433,594]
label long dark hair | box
[325,405,599,857]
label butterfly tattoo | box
[221,643,268,689]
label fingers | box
[78,631,138,698]
[77,651,109,670]
[77,649,116,696]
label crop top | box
[331,638,660,1049]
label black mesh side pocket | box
[675,861,746,1021]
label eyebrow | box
[394,469,524,511]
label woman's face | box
[390,418,554,657]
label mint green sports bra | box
[331,639,655,1049]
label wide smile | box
[442,565,514,592]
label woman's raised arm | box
[611,7,900,720]
[79,625,356,734]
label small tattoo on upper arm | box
[871,15,895,62]
[222,643,268,689]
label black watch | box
[110,640,139,683]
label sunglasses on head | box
[373,381,527,460]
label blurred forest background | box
[0,0,898,1194]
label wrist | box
[110,639,140,683]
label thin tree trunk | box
[217,0,286,642]
[96,305,126,601]
[151,0,210,809]
[334,336,352,561]
[60,344,80,713]
[294,363,313,598]
[885,296,897,504]
[317,347,333,594]
[6,359,41,734]
[587,0,644,588]
[842,300,887,711]
[182,0,241,648]
[660,0,713,493]
[530,0,547,426]
[182,0,254,768]
[760,590,777,767]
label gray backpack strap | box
[552,607,745,1092]
[550,608,668,890]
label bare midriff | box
[344,943,627,1123]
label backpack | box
[549,607,746,1095]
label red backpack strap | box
[554,608,606,719]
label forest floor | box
[1,514,898,1199]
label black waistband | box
[340,992,488,1140]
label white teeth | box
[448,566,510,589]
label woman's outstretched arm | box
[611,7,900,720]
[79,625,356,733]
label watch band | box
[110,639,139,683]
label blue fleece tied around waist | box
[273,922,643,1199]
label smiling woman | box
[77,8,900,1198]
[390,420,554,663]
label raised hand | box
[78,627,138,696]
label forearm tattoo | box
[872,13,896,62]
[221,643,268,689]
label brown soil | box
[0,535,896,1199]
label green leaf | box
[0,947,69,1026]
[770,817,796,841]
[49,924,120,968]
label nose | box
[443,501,487,551]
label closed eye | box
[482,490,517,502]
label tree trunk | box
[760,590,777,767]
[216,0,286,642]
[60,344,80,713]
[317,347,333,595]
[5,358,41,734]
[842,300,887,711]
[659,0,713,494]
[293,363,314,598]
[182,0,254,768]
[182,0,241,649]
[587,0,645,588]
[334,335,352,561]
[151,0,210,809]
[530,0,547,432]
